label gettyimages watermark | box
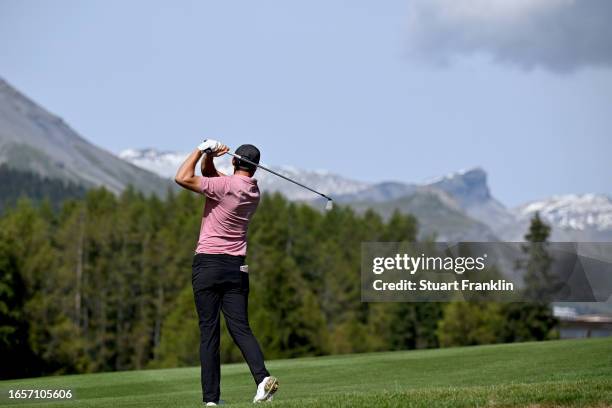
[361,242,612,302]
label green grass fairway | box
[2,338,611,407]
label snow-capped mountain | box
[255,166,369,201]
[420,169,612,241]
[119,148,190,181]
[120,148,612,242]
[119,148,370,201]
[516,194,612,231]
[512,194,612,241]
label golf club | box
[205,148,334,210]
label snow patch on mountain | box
[515,194,612,231]
[119,148,190,179]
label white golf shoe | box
[253,376,279,403]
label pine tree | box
[501,212,558,342]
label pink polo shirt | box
[195,174,260,256]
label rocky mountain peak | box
[427,167,491,207]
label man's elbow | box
[174,175,200,192]
[174,175,187,187]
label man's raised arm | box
[201,150,226,177]
[175,139,229,193]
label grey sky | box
[0,0,610,206]
[406,0,612,72]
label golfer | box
[175,139,278,405]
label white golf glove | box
[197,139,222,153]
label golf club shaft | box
[225,151,332,201]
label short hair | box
[234,144,260,173]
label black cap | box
[234,144,260,171]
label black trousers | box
[192,253,270,403]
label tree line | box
[0,164,85,212]
[0,187,556,379]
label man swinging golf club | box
[175,139,279,405]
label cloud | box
[406,0,612,72]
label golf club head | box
[325,199,334,211]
